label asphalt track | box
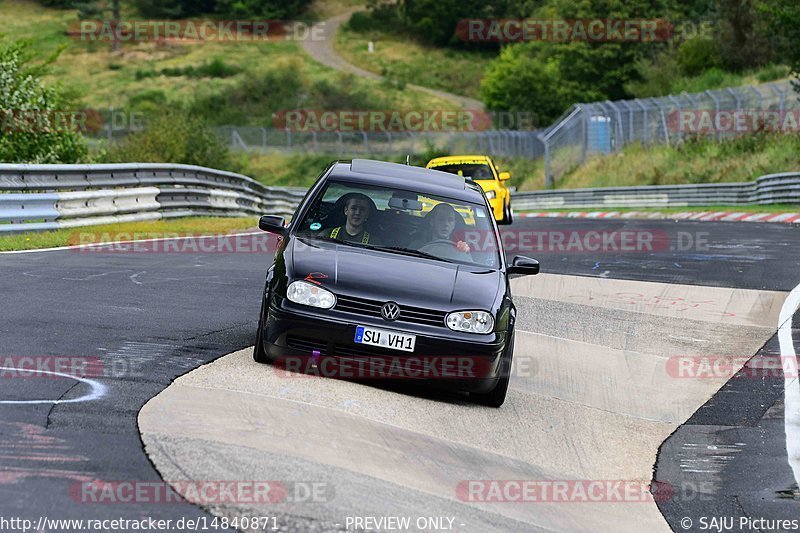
[1,216,799,532]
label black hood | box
[289,237,501,310]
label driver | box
[409,203,470,253]
[325,193,380,245]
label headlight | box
[446,311,494,334]
[484,190,497,199]
[287,281,336,309]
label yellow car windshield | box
[430,163,494,180]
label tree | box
[0,40,88,163]
[713,0,772,70]
[757,0,800,92]
[106,108,235,170]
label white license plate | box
[354,325,416,353]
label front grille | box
[286,336,328,355]
[334,342,406,358]
[335,295,446,327]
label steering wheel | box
[418,239,471,260]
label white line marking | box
[0,367,107,405]
[779,282,800,487]
[0,231,261,255]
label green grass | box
[0,216,260,251]
[519,205,800,214]
[669,65,792,94]
[1,0,458,118]
[335,20,495,100]
[517,133,800,191]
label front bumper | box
[260,300,507,394]
[488,195,505,221]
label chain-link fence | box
[539,81,800,188]
[214,127,544,160]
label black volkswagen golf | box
[253,159,539,407]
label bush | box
[756,64,791,82]
[105,108,236,170]
[676,36,722,76]
[188,60,388,126]
[0,39,88,163]
[127,90,168,114]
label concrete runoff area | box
[139,274,786,532]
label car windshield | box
[295,180,501,268]
[429,163,495,181]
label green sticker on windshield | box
[310,222,322,231]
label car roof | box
[427,155,492,166]
[327,159,486,203]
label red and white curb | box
[518,211,800,224]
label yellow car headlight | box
[484,190,497,200]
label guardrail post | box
[635,100,648,144]
[747,86,763,111]
[668,96,683,143]
[578,104,588,163]
[770,83,787,113]
[704,90,721,140]
[605,101,624,151]
[727,88,742,110]
[539,132,552,189]
[362,131,369,153]
[653,98,671,146]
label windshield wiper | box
[367,245,454,263]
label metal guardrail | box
[0,163,307,234]
[512,172,800,210]
[3,163,798,234]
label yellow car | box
[426,155,513,224]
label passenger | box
[409,203,470,253]
[325,193,379,245]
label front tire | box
[503,199,514,225]
[253,294,271,364]
[471,331,514,407]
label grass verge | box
[518,133,800,191]
[335,21,494,101]
[0,216,259,252]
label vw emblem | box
[381,301,400,321]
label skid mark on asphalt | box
[0,422,95,487]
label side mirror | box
[499,171,511,181]
[259,215,287,237]
[507,256,539,276]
